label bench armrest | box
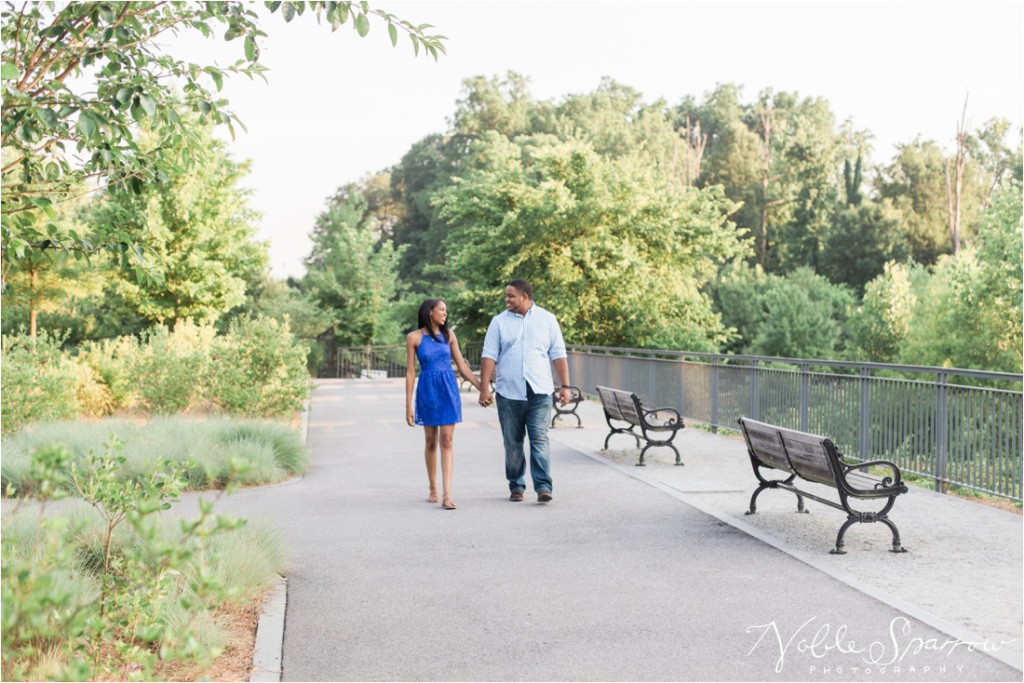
[642,406,682,425]
[843,460,906,490]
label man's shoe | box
[509,490,524,502]
[537,490,553,503]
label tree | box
[819,201,911,294]
[748,267,855,360]
[435,133,746,350]
[852,261,917,362]
[900,181,1022,373]
[303,183,405,345]
[1,1,447,284]
[87,125,268,327]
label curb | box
[247,392,309,682]
[248,575,287,682]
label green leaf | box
[281,2,296,22]
[38,108,58,128]
[76,112,97,137]
[354,13,369,37]
[244,35,257,61]
[116,87,133,105]
[207,67,224,91]
[409,33,419,56]
[139,94,156,117]
[1,63,18,80]
[387,22,397,46]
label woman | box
[405,299,481,510]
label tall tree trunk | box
[945,96,968,255]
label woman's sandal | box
[442,497,457,510]
[427,490,439,504]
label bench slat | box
[778,431,838,487]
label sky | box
[171,1,1024,280]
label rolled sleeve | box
[481,317,500,361]
[548,317,567,361]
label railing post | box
[935,372,949,494]
[648,352,656,405]
[859,367,871,459]
[750,359,760,421]
[710,357,720,434]
[800,363,810,431]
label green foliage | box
[1,1,446,272]
[819,201,912,293]
[749,267,855,359]
[711,263,855,359]
[302,183,406,345]
[208,316,310,418]
[135,322,215,414]
[898,181,1023,373]
[1,417,308,496]
[853,262,917,362]
[435,133,747,348]
[0,330,82,432]
[3,319,310,432]
[2,441,285,680]
[88,125,269,328]
[709,259,771,354]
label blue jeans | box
[496,386,553,493]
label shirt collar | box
[507,302,535,319]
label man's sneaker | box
[537,490,553,503]
[509,490,524,502]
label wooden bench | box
[550,385,584,428]
[595,386,685,466]
[738,417,909,554]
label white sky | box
[173,1,1024,280]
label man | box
[479,279,571,504]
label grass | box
[1,416,308,497]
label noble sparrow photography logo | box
[747,616,1017,675]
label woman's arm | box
[449,332,482,391]
[405,332,419,426]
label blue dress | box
[415,332,462,426]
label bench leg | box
[637,444,649,466]
[746,485,768,515]
[881,517,908,553]
[830,517,859,554]
[604,430,642,451]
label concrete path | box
[217,379,1022,681]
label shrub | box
[1,442,285,681]
[208,316,309,418]
[78,336,142,412]
[135,321,215,414]
[1,331,81,433]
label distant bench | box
[738,417,909,554]
[550,385,584,428]
[595,386,685,466]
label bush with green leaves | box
[209,316,310,418]
[1,331,82,433]
[78,335,143,412]
[134,321,216,414]
[2,440,285,681]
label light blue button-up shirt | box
[481,303,567,400]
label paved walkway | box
[217,379,1022,681]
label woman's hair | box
[417,299,450,342]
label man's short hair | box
[507,278,533,300]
